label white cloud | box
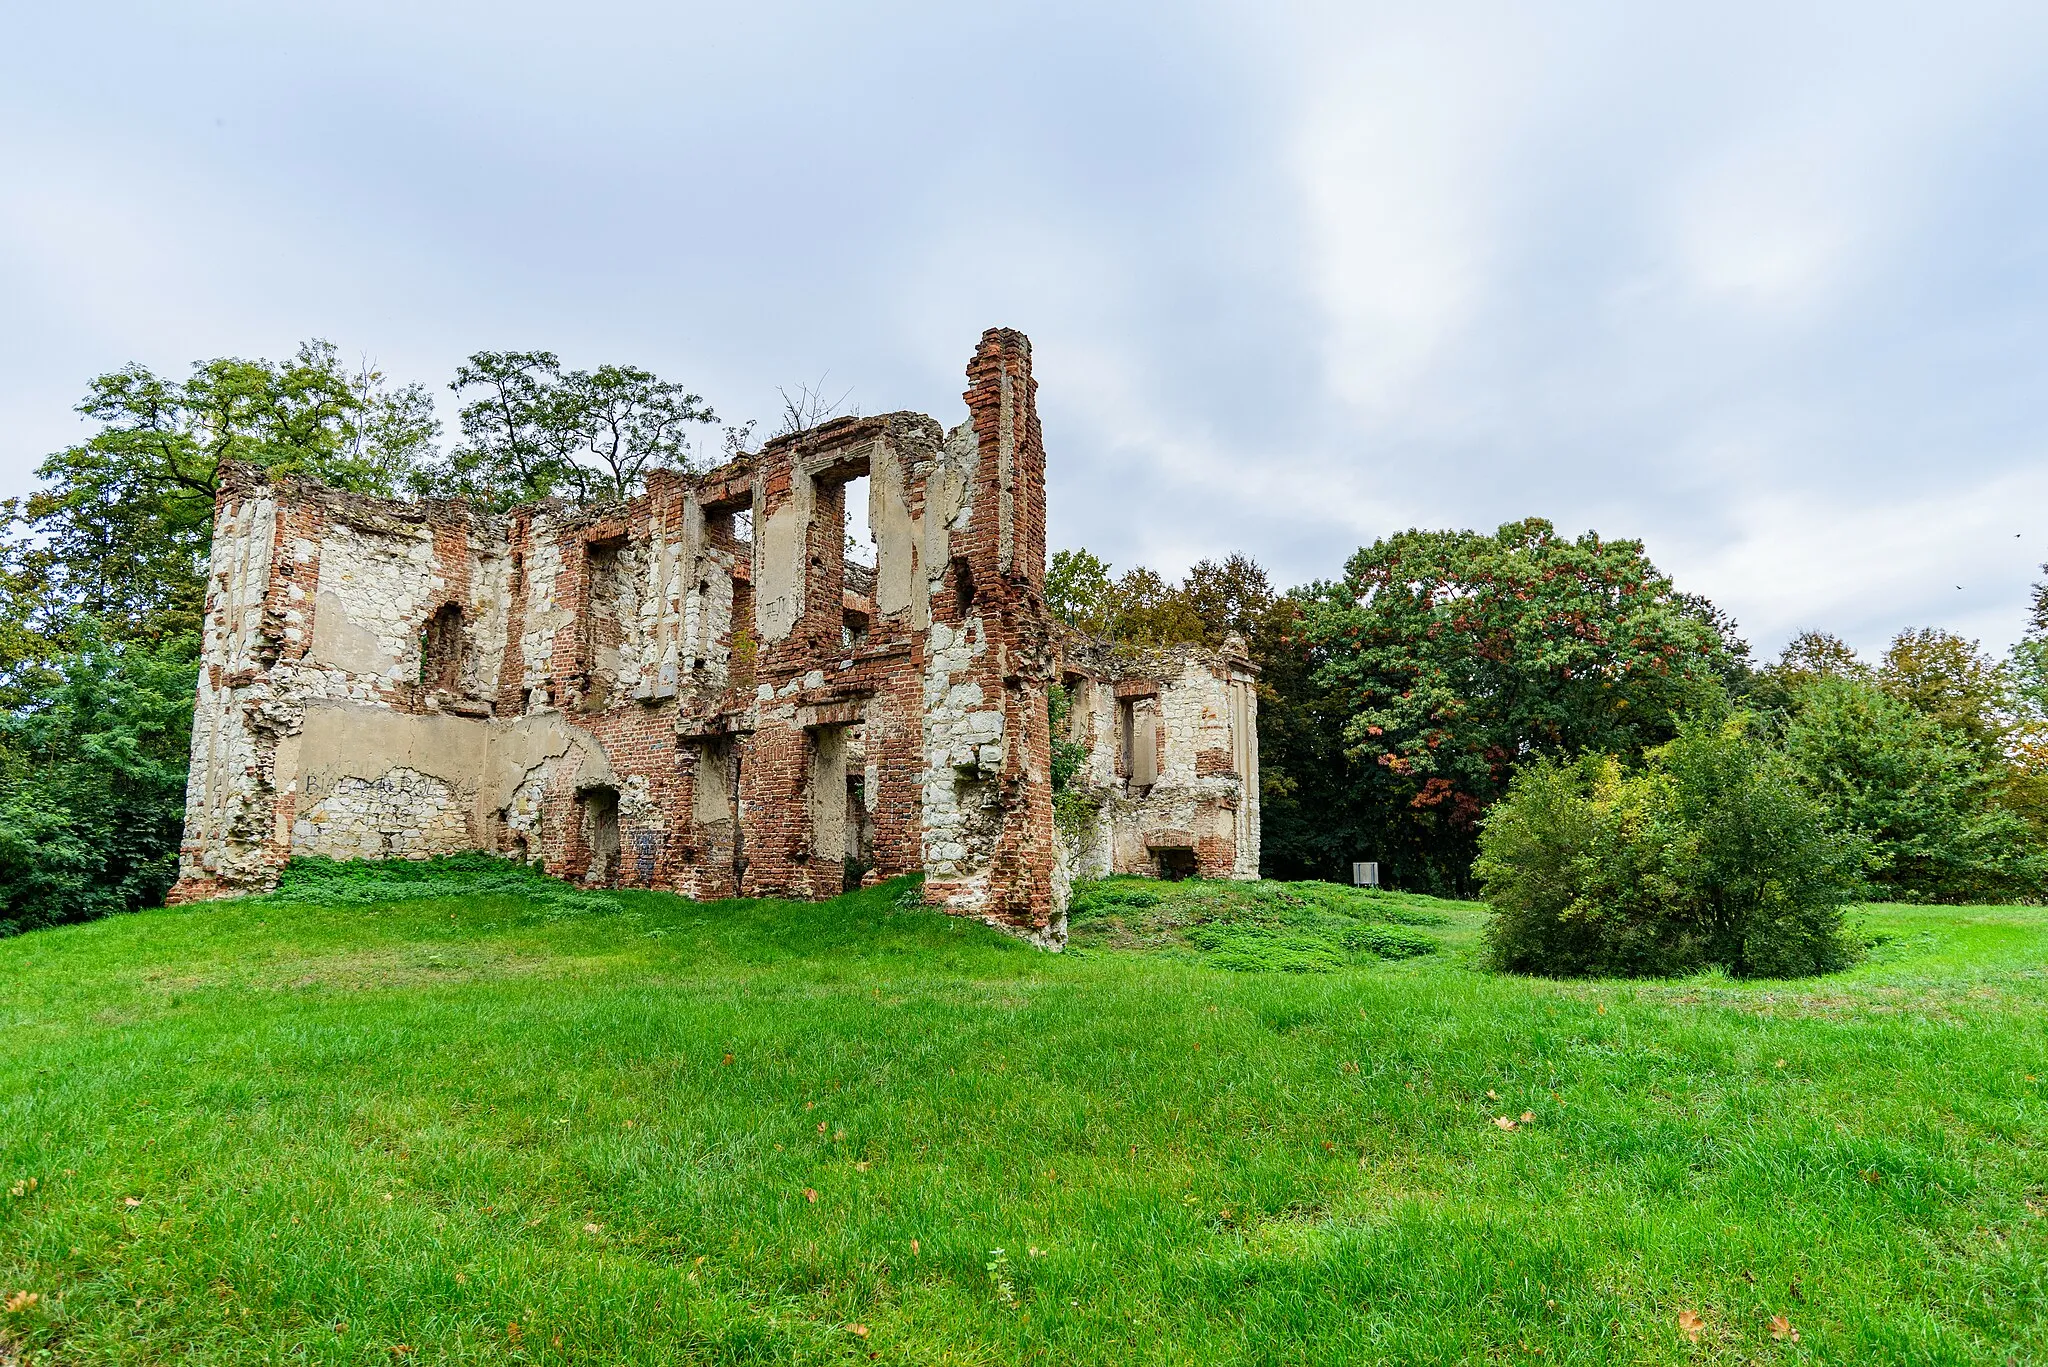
[4,0,2048,655]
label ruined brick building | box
[171,329,1259,946]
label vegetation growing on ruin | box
[4,868,2047,1363]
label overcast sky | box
[6,2,2047,659]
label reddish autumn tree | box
[1296,519,1743,892]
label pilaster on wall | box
[919,329,1062,944]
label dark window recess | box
[951,557,975,615]
[421,603,465,691]
[579,786,621,886]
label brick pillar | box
[920,329,1061,944]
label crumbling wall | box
[1053,633,1260,883]
[170,328,1069,946]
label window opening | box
[842,474,875,569]
[952,557,976,616]
[578,786,621,886]
[421,603,465,692]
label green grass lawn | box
[2,868,2046,1364]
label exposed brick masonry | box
[169,330,1260,946]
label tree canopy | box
[1281,519,1742,891]
[12,342,437,651]
[427,351,718,510]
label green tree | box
[2007,568,2048,840]
[1878,628,2012,754]
[1047,549,1114,634]
[0,630,198,935]
[15,342,436,645]
[1295,519,1741,893]
[429,351,717,509]
[1779,674,2045,902]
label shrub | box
[1477,715,1864,978]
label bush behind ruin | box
[1476,714,1866,978]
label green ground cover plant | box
[3,863,2046,1363]
[1067,876,1443,970]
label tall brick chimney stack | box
[959,327,1058,938]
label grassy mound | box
[267,851,621,914]
[2,866,2046,1363]
[1068,876,1448,970]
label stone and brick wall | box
[169,329,1077,945]
[1053,633,1261,884]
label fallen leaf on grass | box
[848,1324,870,1338]
[910,1238,920,1255]
[1677,1309,1704,1341]
[1769,1314,1798,1342]
[5,1291,41,1313]
[803,1189,818,1203]
[123,1196,142,1208]
[1520,1111,1535,1124]
[1486,1089,1499,1100]
[1494,1117,1517,1131]
[721,1053,734,1066]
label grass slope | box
[1,868,2046,1364]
